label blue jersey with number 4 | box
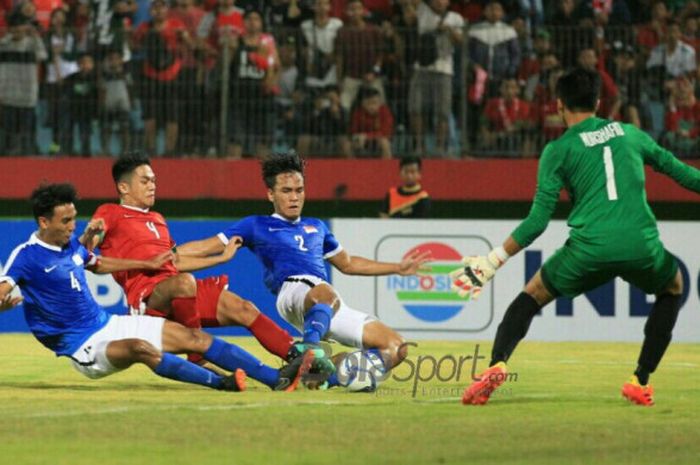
[1,233,109,356]
[219,215,342,294]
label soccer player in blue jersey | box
[0,184,313,392]
[177,153,430,387]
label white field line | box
[526,360,698,368]
[415,392,562,404]
[11,399,369,419]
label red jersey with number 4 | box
[92,203,178,310]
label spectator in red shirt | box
[350,86,393,158]
[332,0,392,21]
[450,0,483,23]
[531,66,566,145]
[517,28,560,101]
[607,40,642,127]
[480,78,532,156]
[636,1,669,58]
[518,28,552,83]
[198,0,244,58]
[0,0,11,34]
[334,0,385,111]
[168,0,205,155]
[578,47,620,120]
[132,0,191,156]
[33,0,63,31]
[663,77,700,157]
[682,14,700,55]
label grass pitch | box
[0,335,698,465]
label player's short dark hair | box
[112,151,151,185]
[556,67,600,113]
[262,153,306,189]
[30,183,77,221]
[399,156,422,170]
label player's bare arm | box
[328,249,431,276]
[79,218,106,251]
[0,282,23,312]
[176,235,227,258]
[174,236,243,271]
[88,251,175,274]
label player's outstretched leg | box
[623,270,683,406]
[215,290,295,361]
[489,292,542,366]
[463,272,551,405]
[309,320,408,390]
[104,338,246,392]
[295,284,342,375]
[462,292,541,405]
[146,273,205,365]
[162,321,313,392]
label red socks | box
[170,298,293,362]
[248,313,294,360]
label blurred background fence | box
[0,0,698,159]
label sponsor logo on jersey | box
[385,242,469,323]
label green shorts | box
[540,243,678,298]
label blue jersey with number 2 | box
[219,215,342,294]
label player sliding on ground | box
[176,152,431,388]
[451,68,700,407]
[84,153,327,383]
[0,184,313,392]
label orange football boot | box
[462,362,508,405]
[622,375,654,406]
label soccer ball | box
[336,350,387,393]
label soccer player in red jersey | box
[85,153,313,366]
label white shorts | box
[276,275,376,348]
[69,315,165,379]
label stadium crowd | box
[0,0,698,158]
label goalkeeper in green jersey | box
[452,68,700,407]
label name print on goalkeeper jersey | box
[512,117,700,261]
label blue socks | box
[204,337,279,388]
[154,353,223,389]
[326,372,340,388]
[303,303,333,344]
